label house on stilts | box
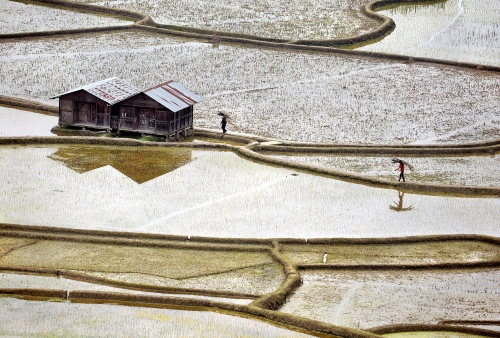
[51,77,202,140]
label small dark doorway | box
[75,102,96,124]
[136,108,155,131]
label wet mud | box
[1,0,500,336]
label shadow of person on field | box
[389,190,414,212]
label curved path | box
[1,0,499,72]
[1,0,499,336]
[1,126,499,196]
[1,224,500,337]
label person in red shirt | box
[395,160,405,182]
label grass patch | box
[0,237,38,257]
[0,239,275,279]
[282,241,500,265]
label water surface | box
[0,106,57,136]
[358,0,500,67]
[1,145,498,238]
[0,297,311,337]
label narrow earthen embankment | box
[0,132,498,197]
[0,223,299,310]
[368,323,500,338]
[5,0,500,65]
[249,240,302,310]
[0,95,58,115]
[0,287,382,338]
[235,144,500,197]
[2,224,500,338]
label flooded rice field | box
[0,272,253,304]
[383,333,487,338]
[280,269,500,331]
[0,106,57,136]
[358,0,500,67]
[72,0,375,40]
[0,0,130,34]
[1,145,499,238]
[0,297,312,337]
[0,234,283,296]
[1,0,500,335]
[1,31,499,144]
[282,241,500,266]
[272,154,500,187]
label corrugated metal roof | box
[143,81,202,112]
[50,77,141,105]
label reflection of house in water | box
[389,190,414,212]
[50,77,202,140]
[49,146,192,183]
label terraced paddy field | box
[281,268,500,329]
[71,0,377,40]
[357,0,500,67]
[0,144,499,238]
[271,154,500,187]
[1,30,499,144]
[0,0,131,33]
[1,0,499,336]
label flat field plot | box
[280,269,500,330]
[359,0,500,67]
[1,146,499,238]
[71,0,375,40]
[0,106,57,136]
[0,0,130,34]
[272,154,500,187]
[0,297,311,337]
[1,31,499,145]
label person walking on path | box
[395,160,405,182]
[218,112,227,134]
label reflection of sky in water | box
[0,106,57,136]
[281,269,500,330]
[0,297,307,337]
[358,0,500,67]
[1,146,498,238]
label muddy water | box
[272,154,500,187]
[0,106,57,136]
[280,269,500,331]
[1,145,499,238]
[384,332,487,338]
[0,297,312,337]
[0,272,252,305]
[358,0,500,67]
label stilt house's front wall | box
[58,90,111,129]
[53,78,200,138]
[117,93,193,136]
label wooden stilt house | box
[50,77,141,130]
[117,81,202,138]
[51,78,202,139]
